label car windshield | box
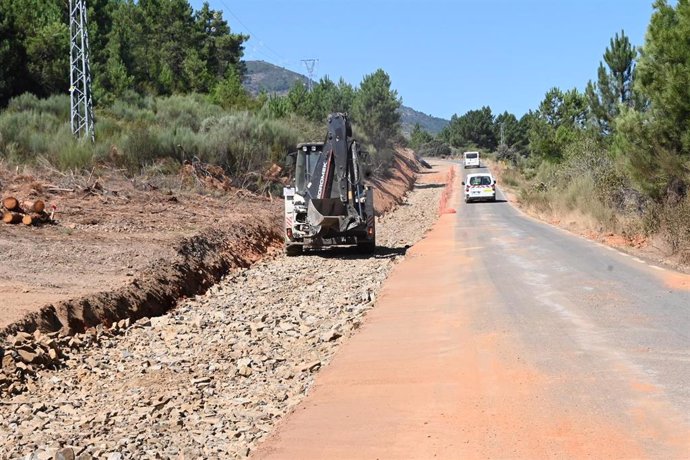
[466,153,478,159]
[469,176,492,186]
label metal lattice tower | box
[69,0,94,141]
[301,59,318,92]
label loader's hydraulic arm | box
[305,113,365,232]
[307,113,356,200]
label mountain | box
[244,60,310,95]
[243,60,449,136]
[398,106,449,137]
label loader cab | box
[293,142,324,194]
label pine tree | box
[352,69,401,151]
[409,123,433,150]
[586,30,638,134]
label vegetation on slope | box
[0,1,404,181]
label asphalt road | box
[256,163,690,459]
[463,165,690,413]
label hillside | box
[244,60,310,95]
[398,105,449,136]
[243,60,449,136]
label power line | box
[214,0,285,63]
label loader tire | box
[285,244,303,257]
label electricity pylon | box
[69,0,95,141]
[301,59,318,92]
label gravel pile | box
[0,174,447,459]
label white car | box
[463,151,480,168]
[463,173,496,203]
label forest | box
[0,0,403,179]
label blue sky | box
[190,0,655,120]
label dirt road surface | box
[255,163,690,459]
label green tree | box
[0,0,67,102]
[194,2,248,81]
[26,22,69,95]
[286,81,309,117]
[97,1,146,97]
[636,0,690,155]
[0,6,24,105]
[440,106,496,150]
[586,30,638,134]
[409,123,434,150]
[612,0,690,198]
[335,78,356,114]
[528,87,588,161]
[494,111,527,147]
[308,77,338,121]
[352,69,401,151]
[0,0,249,105]
[183,50,211,92]
[210,66,250,109]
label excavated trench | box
[0,218,282,340]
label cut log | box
[3,196,19,211]
[22,215,33,226]
[23,200,45,213]
[3,212,22,224]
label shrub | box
[7,93,69,119]
[657,196,690,256]
[417,139,451,157]
[0,109,66,162]
[501,167,520,187]
[56,138,95,170]
[121,126,166,171]
[195,112,299,175]
[153,94,221,131]
[496,144,519,164]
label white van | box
[463,151,480,168]
[463,173,496,203]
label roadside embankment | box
[0,222,280,339]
